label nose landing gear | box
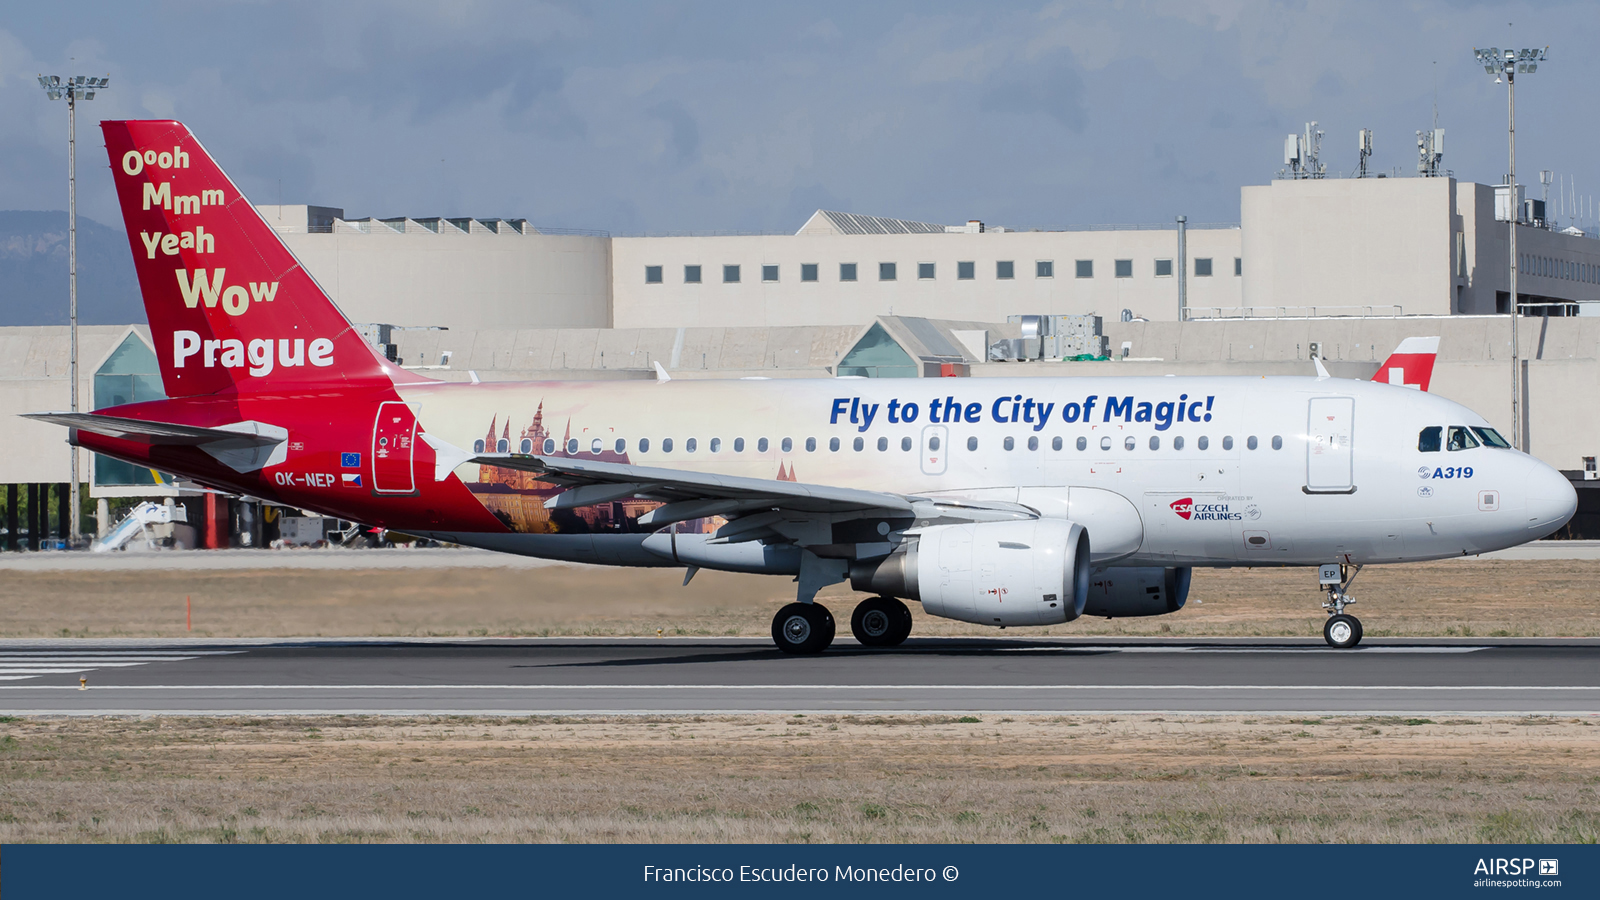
[1319,562,1364,649]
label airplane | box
[26,120,1578,654]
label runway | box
[1,636,1596,716]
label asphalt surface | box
[1,636,1596,716]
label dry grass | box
[0,715,1595,844]
[1,559,1597,639]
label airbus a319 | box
[28,121,1577,653]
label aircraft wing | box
[424,435,1033,544]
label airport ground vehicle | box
[27,121,1577,652]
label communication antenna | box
[1280,121,1325,179]
[1416,127,1444,177]
[1357,129,1373,178]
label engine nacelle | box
[849,519,1090,627]
[1083,566,1192,618]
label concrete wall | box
[0,326,144,484]
[610,228,1243,328]
[269,220,612,332]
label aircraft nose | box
[1524,461,1578,538]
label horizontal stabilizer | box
[24,411,288,473]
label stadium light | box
[1473,46,1546,451]
[38,73,109,546]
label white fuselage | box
[401,373,1577,569]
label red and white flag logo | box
[1170,498,1193,520]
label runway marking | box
[1001,646,1492,654]
[1,683,1595,691]
[0,651,239,681]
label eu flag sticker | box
[341,452,361,468]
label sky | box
[2,1,1597,235]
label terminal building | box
[5,168,1600,545]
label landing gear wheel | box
[851,596,913,647]
[772,602,835,654]
[1324,613,1363,649]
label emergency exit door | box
[1306,397,1354,493]
[372,402,418,494]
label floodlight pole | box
[39,74,109,545]
[1476,46,1546,452]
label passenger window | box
[567,438,579,453]
[591,438,602,454]
[1471,427,1511,449]
[1075,436,1085,451]
[1173,436,1184,450]
[1222,436,1234,450]
[543,438,556,454]
[709,437,721,452]
[781,437,792,452]
[1028,436,1038,451]
[686,438,698,453]
[804,437,815,452]
[877,437,888,451]
[901,436,912,451]
[1100,436,1111,451]
[1447,426,1480,451]
[967,436,979,451]
[1123,436,1136,450]
[1418,426,1442,452]
[733,437,744,452]
[1247,436,1258,450]
[1148,436,1159,450]
[929,436,941,451]
[615,438,625,453]
[663,438,674,453]
[757,437,768,452]
[638,438,649,453]
[1003,437,1015,451]
[1271,435,1283,450]
[1053,436,1063,451]
[1197,436,1208,450]
[828,437,840,452]
[852,437,863,451]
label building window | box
[1154,259,1172,277]
[1114,259,1132,278]
[1194,258,1213,277]
[645,265,663,284]
[918,262,935,280]
[1075,260,1093,278]
[1234,257,1243,276]
[1036,260,1054,278]
[801,263,818,282]
[684,265,702,284]
[957,261,975,280]
[997,260,1015,279]
[840,263,857,282]
[879,262,897,281]
[762,264,779,282]
[723,264,741,283]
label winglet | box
[1374,336,1440,391]
[1313,356,1330,379]
[654,361,672,383]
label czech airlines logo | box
[1170,498,1194,520]
[1170,498,1243,522]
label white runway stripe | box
[0,650,238,682]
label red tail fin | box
[101,120,410,397]
[1373,336,1439,391]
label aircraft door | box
[1306,397,1355,493]
[372,401,419,494]
[920,425,949,476]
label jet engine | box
[849,519,1090,627]
[1082,566,1192,618]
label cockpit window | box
[1472,426,1511,449]
[1418,426,1442,452]
[1446,426,1480,451]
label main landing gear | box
[850,596,913,648]
[770,596,914,654]
[772,602,835,654]
[1319,563,1364,649]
